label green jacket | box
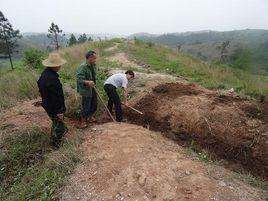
[76,61,96,96]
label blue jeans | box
[81,90,98,118]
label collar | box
[46,67,59,77]
[86,61,95,67]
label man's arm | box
[123,87,128,106]
[84,80,95,88]
[77,67,95,88]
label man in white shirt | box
[104,70,135,122]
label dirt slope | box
[0,100,50,138]
[59,123,266,201]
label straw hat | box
[42,53,67,67]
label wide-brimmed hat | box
[42,53,67,67]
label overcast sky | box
[1,0,268,35]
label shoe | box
[116,118,127,122]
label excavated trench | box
[125,83,268,180]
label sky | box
[1,0,268,35]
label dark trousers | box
[47,113,68,148]
[104,84,123,121]
[81,90,98,118]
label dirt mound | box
[125,83,268,179]
[59,123,266,201]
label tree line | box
[0,11,94,69]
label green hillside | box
[132,29,268,75]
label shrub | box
[23,48,47,69]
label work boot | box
[76,118,88,129]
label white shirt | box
[104,73,128,88]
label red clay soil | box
[125,83,268,179]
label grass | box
[119,40,268,97]
[187,141,268,190]
[234,172,268,190]
[0,127,82,200]
[0,67,40,110]
[0,60,22,73]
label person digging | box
[37,53,68,149]
[104,70,135,122]
[76,50,98,129]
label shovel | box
[93,86,116,122]
[122,103,143,115]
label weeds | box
[234,172,268,190]
[0,127,82,201]
[0,68,39,110]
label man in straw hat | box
[37,53,68,149]
[76,50,98,128]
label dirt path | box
[59,123,266,201]
[108,69,183,102]
[107,52,143,69]
[105,43,120,52]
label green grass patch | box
[0,127,82,200]
[234,172,268,190]
[119,41,268,97]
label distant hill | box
[11,33,125,58]
[132,29,268,75]
[10,33,68,59]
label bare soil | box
[59,123,266,201]
[125,82,268,179]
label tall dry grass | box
[0,69,39,110]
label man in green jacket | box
[76,50,97,128]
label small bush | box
[147,41,155,48]
[23,48,47,69]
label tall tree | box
[0,11,22,69]
[177,44,182,52]
[47,22,63,50]
[88,36,93,42]
[68,34,77,46]
[77,33,87,43]
[217,40,230,62]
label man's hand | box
[84,80,96,88]
[123,101,129,107]
[57,113,64,120]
